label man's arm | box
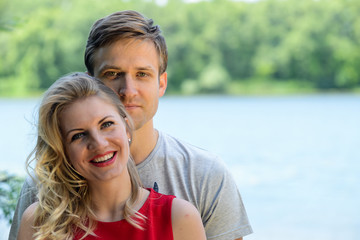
[8,176,37,240]
[201,158,252,240]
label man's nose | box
[119,74,137,98]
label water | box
[1,95,359,240]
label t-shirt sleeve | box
[8,175,37,240]
[201,158,253,240]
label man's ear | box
[159,72,167,97]
[124,117,132,138]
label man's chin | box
[132,119,147,131]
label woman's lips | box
[90,152,117,167]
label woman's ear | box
[124,117,132,143]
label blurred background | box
[1,0,359,239]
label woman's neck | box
[88,172,132,222]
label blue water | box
[1,95,359,240]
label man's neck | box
[130,120,158,165]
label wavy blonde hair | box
[27,72,144,240]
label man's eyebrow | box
[98,65,121,74]
[97,65,156,75]
[136,65,156,72]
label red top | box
[74,189,175,240]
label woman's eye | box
[101,121,114,129]
[71,132,85,142]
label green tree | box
[1,0,360,96]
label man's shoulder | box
[159,131,228,172]
[23,173,37,188]
[160,131,217,156]
[160,131,222,162]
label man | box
[9,10,252,240]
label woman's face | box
[59,95,130,185]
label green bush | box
[0,171,24,224]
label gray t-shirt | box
[9,131,252,240]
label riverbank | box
[3,80,359,98]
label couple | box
[10,10,252,240]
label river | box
[1,94,359,239]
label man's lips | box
[124,104,140,110]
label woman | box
[17,72,206,240]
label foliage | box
[0,0,360,96]
[0,171,24,224]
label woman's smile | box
[90,151,117,167]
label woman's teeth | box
[92,152,114,163]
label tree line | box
[0,0,359,96]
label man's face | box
[92,39,167,131]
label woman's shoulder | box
[171,198,206,240]
[171,198,197,219]
[22,202,38,222]
[17,202,38,240]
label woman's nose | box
[88,132,108,150]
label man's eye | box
[103,71,118,80]
[71,132,85,142]
[101,121,114,129]
[137,72,147,77]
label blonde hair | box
[27,72,144,240]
